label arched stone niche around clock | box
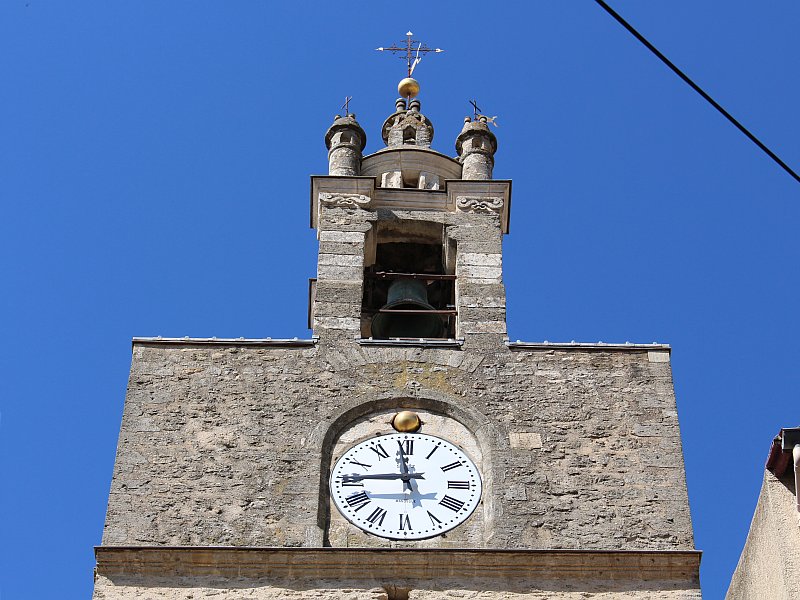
[314,394,497,549]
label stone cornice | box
[95,547,700,582]
[309,176,512,234]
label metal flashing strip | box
[95,546,701,582]
[132,337,318,348]
[506,341,671,352]
[767,428,800,477]
[781,428,800,452]
[358,337,464,348]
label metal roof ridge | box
[506,340,671,351]
[132,336,317,347]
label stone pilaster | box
[313,208,374,341]
[448,216,507,348]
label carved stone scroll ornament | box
[319,192,372,209]
[456,196,504,214]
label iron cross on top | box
[376,31,443,77]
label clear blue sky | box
[1,2,798,598]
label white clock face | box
[330,432,482,540]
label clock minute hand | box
[397,440,411,492]
[341,473,425,482]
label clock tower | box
[93,71,702,599]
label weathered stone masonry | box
[104,341,692,551]
[95,82,700,599]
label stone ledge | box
[131,337,317,348]
[95,547,700,582]
[357,338,464,348]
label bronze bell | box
[371,279,444,339]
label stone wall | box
[102,339,693,551]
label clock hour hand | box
[341,472,425,483]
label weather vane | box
[376,31,443,78]
[468,99,499,127]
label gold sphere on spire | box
[398,77,420,99]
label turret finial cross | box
[376,31,443,77]
[469,99,482,119]
[341,96,353,116]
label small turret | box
[381,78,434,149]
[325,114,367,176]
[456,116,497,180]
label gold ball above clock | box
[392,410,421,432]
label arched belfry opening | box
[361,220,456,339]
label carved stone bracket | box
[456,196,504,214]
[319,192,372,209]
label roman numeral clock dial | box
[330,433,482,540]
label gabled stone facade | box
[93,83,701,599]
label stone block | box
[459,307,506,323]
[459,320,507,334]
[459,296,506,308]
[319,230,366,243]
[317,264,362,281]
[457,265,503,281]
[314,281,362,304]
[317,253,363,267]
[458,282,506,299]
[509,432,543,449]
[456,239,504,254]
[458,253,502,267]
[648,350,671,363]
[313,302,361,319]
[313,317,360,331]
[318,241,364,256]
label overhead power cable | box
[593,0,800,185]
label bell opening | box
[361,224,455,339]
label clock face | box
[330,432,482,540]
